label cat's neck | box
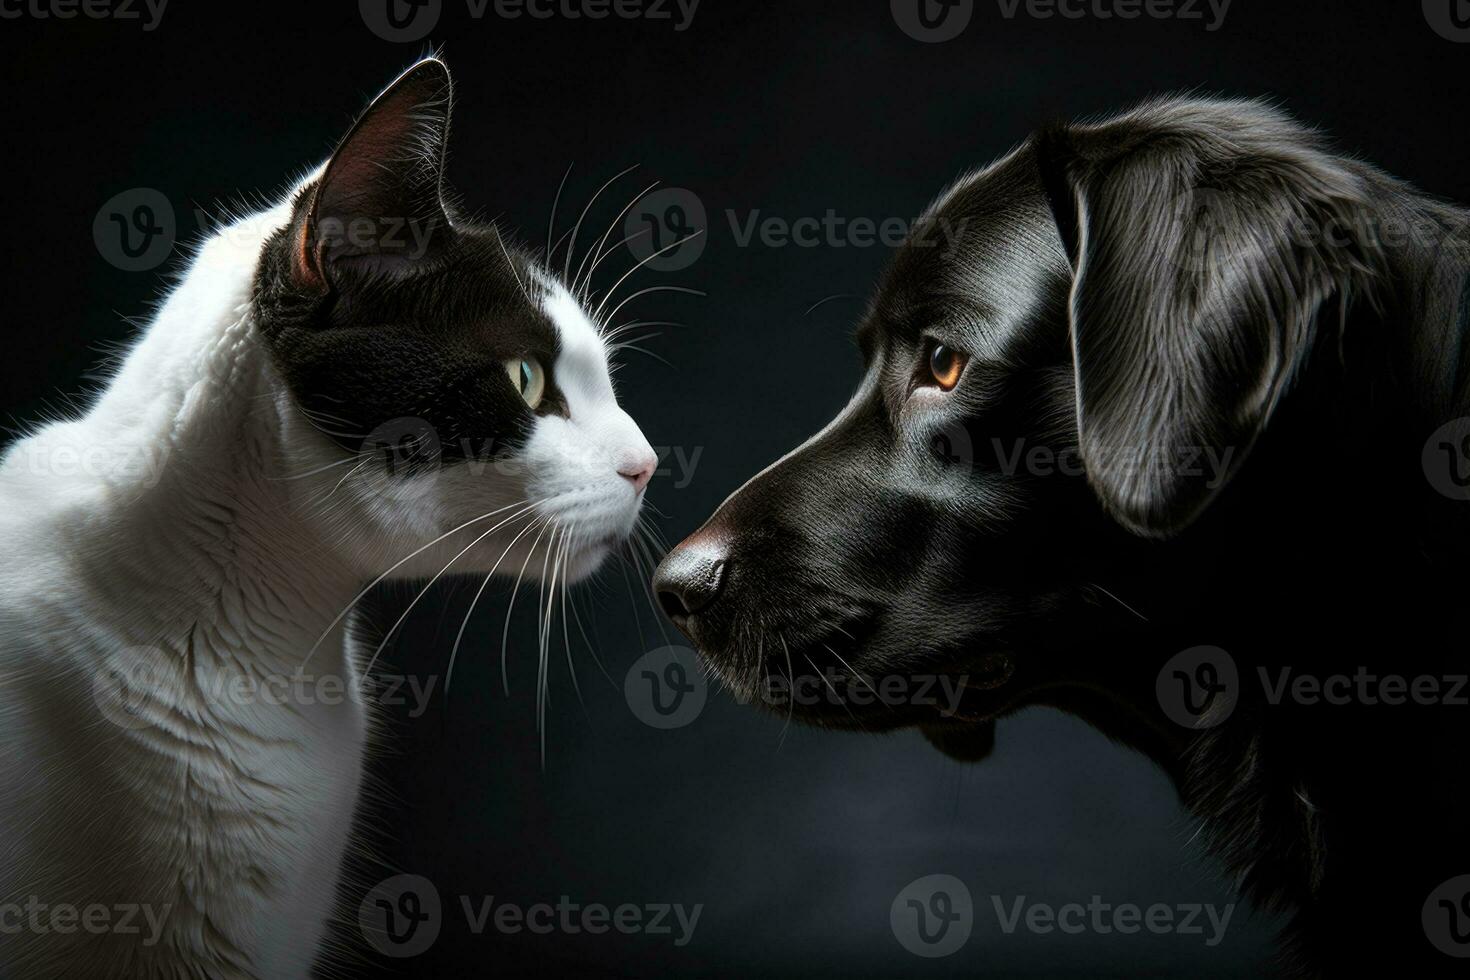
[31,204,364,680]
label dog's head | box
[654,97,1411,732]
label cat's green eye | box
[504,357,546,410]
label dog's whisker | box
[805,653,866,731]
[1089,582,1149,622]
[823,643,881,702]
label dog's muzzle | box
[653,532,729,627]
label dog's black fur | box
[655,97,1470,976]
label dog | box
[654,97,1470,976]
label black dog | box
[654,97,1470,976]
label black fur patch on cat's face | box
[253,213,563,468]
[249,57,567,471]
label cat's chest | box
[164,636,370,854]
[135,633,372,974]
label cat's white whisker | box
[592,230,707,323]
[298,500,529,675]
[545,161,574,262]
[609,338,673,367]
[562,164,640,286]
[600,285,707,334]
[445,512,548,695]
[493,223,534,305]
[547,225,577,271]
[601,319,684,345]
[274,450,367,483]
[559,524,583,713]
[575,179,659,300]
[500,519,554,697]
[361,502,540,678]
[579,227,653,305]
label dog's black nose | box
[654,543,728,623]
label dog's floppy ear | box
[1035,99,1374,538]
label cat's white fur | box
[0,168,654,977]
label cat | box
[0,57,657,978]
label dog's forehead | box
[866,141,1070,358]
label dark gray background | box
[4,1,1467,975]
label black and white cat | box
[0,58,656,978]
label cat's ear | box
[292,58,454,289]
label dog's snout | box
[654,541,728,623]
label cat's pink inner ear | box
[298,58,454,283]
[291,201,325,290]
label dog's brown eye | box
[928,343,967,391]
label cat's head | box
[252,58,656,583]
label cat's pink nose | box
[618,452,656,493]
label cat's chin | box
[559,534,624,584]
